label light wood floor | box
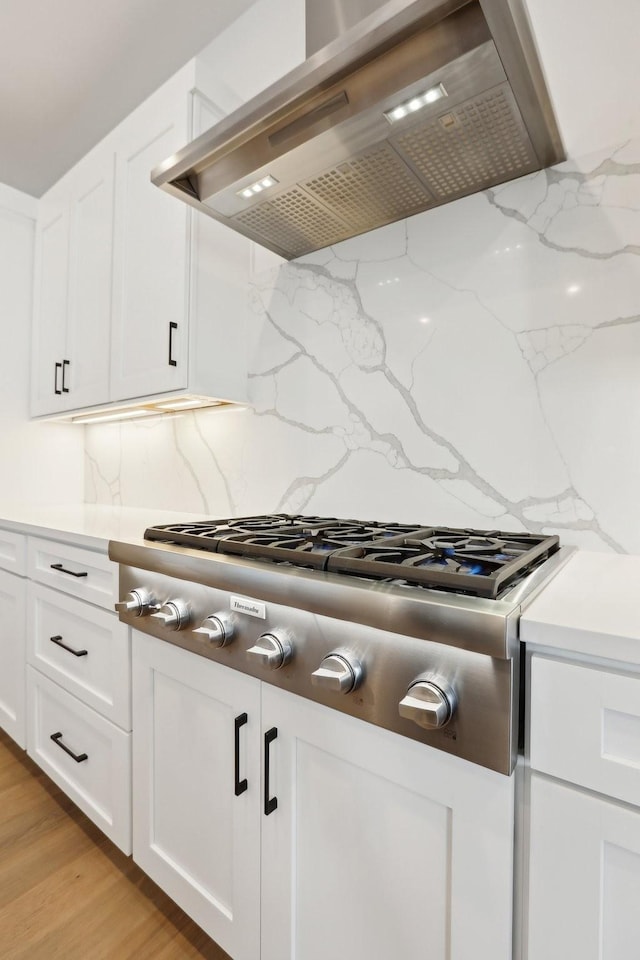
[0,730,231,960]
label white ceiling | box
[0,0,258,197]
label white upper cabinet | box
[29,3,307,419]
[32,151,115,417]
[65,150,115,409]
[109,82,190,402]
[31,183,70,416]
[31,63,251,419]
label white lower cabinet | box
[526,652,640,960]
[132,632,261,960]
[27,666,131,852]
[133,631,515,960]
[528,773,640,960]
[27,581,131,728]
[24,534,132,854]
[261,683,514,960]
[0,568,27,747]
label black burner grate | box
[144,515,559,598]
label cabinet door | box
[527,773,640,960]
[261,686,515,960]
[63,150,115,410]
[0,569,26,747]
[31,187,70,416]
[132,632,261,960]
[110,92,190,402]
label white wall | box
[0,186,84,506]
[525,0,640,158]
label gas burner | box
[145,516,425,566]
[328,527,560,598]
[144,516,559,599]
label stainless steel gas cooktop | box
[110,514,569,774]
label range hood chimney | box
[152,0,564,260]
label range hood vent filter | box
[394,82,539,200]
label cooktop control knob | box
[193,612,236,648]
[151,599,190,631]
[115,587,159,617]
[311,653,363,694]
[247,630,293,670]
[398,679,457,730]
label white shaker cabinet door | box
[31,152,114,416]
[527,773,640,960]
[261,685,515,960]
[31,188,70,417]
[0,569,26,747]
[132,632,261,960]
[63,150,115,410]
[110,91,190,402]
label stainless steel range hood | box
[152,0,564,260]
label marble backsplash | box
[85,137,640,554]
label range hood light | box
[75,409,156,425]
[384,83,447,124]
[389,105,407,121]
[60,395,238,425]
[237,174,278,200]
[153,397,215,411]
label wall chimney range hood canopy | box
[152,0,564,260]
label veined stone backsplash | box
[85,137,640,553]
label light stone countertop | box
[521,551,640,665]
[0,503,213,552]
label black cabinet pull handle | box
[50,563,88,578]
[62,359,70,393]
[54,362,62,395]
[234,713,248,796]
[264,726,278,815]
[168,321,178,366]
[49,634,88,658]
[50,732,88,763]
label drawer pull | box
[168,321,178,366]
[50,563,88,579]
[49,634,88,658]
[234,713,248,797]
[50,732,88,763]
[264,726,278,816]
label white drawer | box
[0,528,27,576]
[28,536,117,610]
[27,582,131,730]
[26,666,131,853]
[530,654,640,807]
